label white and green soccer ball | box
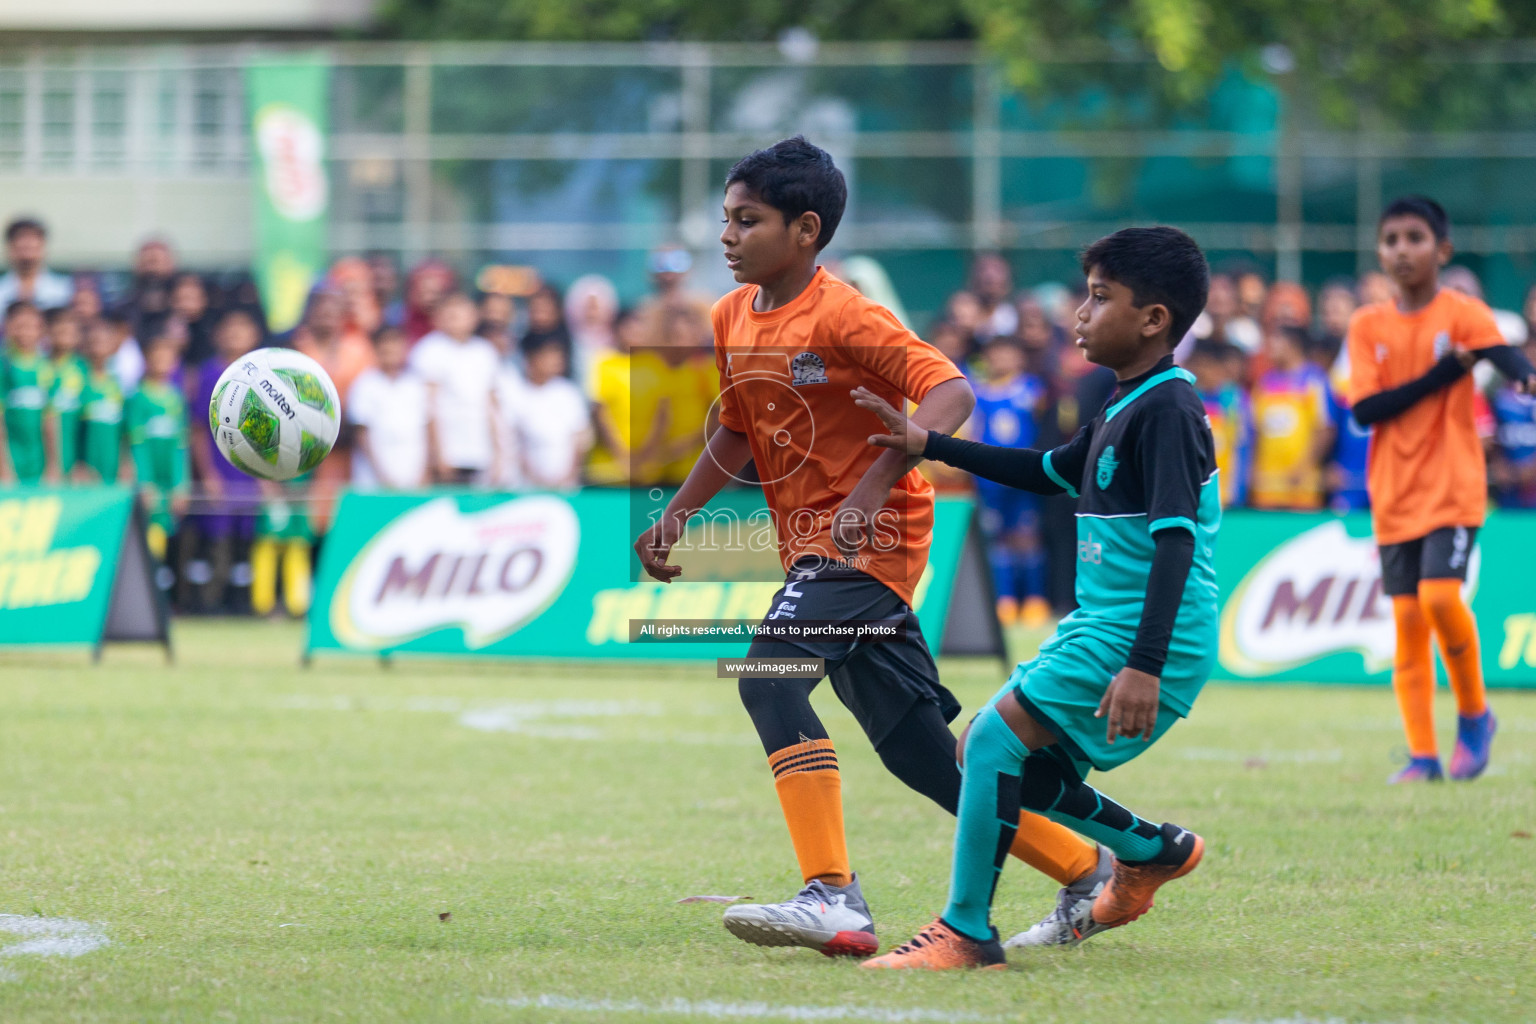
[208,347,341,481]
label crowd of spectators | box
[934,253,1536,625]
[0,219,718,617]
[4,215,1536,625]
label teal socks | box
[941,706,1027,941]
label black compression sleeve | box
[1478,343,1536,382]
[922,432,1066,495]
[1124,528,1196,676]
[1352,353,1468,427]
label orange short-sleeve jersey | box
[1346,288,1504,545]
[712,267,965,604]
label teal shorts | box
[991,634,1194,774]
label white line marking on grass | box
[457,701,663,736]
[280,695,664,738]
[0,916,109,958]
[485,996,1003,1022]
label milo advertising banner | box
[0,486,169,655]
[1217,511,1534,687]
[245,55,330,335]
[306,490,999,661]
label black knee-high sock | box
[1017,751,1165,862]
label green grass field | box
[0,619,1532,1024]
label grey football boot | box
[1004,844,1114,949]
[723,874,877,957]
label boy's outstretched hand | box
[634,516,685,584]
[1096,666,1161,743]
[852,386,929,456]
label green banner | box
[0,486,132,645]
[246,55,330,335]
[1215,510,1536,687]
[307,489,977,660]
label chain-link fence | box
[4,41,1536,315]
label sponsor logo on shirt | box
[1077,531,1103,565]
[1095,446,1119,490]
[789,351,828,386]
[1433,331,1451,360]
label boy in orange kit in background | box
[1347,196,1536,782]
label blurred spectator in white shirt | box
[349,326,430,490]
[497,337,592,491]
[0,218,72,325]
[409,292,501,484]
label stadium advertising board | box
[0,486,167,652]
[306,489,985,660]
[1217,512,1532,687]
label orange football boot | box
[860,918,1006,971]
[1092,824,1204,928]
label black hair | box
[982,332,1026,351]
[1380,195,1449,241]
[725,135,847,251]
[523,334,568,359]
[216,306,259,330]
[1275,324,1312,351]
[371,323,407,344]
[5,298,38,320]
[98,307,133,330]
[1079,226,1210,346]
[5,217,45,243]
[1189,338,1234,363]
[44,306,76,326]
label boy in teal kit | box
[126,335,190,561]
[0,300,58,484]
[857,227,1218,969]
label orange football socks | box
[1010,812,1100,885]
[1418,578,1488,718]
[1391,595,1437,757]
[768,739,851,888]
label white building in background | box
[0,0,376,269]
[0,0,374,32]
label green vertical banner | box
[246,55,330,334]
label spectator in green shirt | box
[126,332,189,562]
[46,307,88,478]
[75,313,130,484]
[0,299,59,484]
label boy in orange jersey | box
[1349,196,1536,783]
[634,136,1108,957]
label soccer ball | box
[208,347,341,481]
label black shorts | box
[1378,526,1478,597]
[745,557,961,745]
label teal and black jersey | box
[1038,359,1220,710]
[924,354,1220,715]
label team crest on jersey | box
[790,351,828,386]
[1096,446,1119,489]
[1433,331,1451,359]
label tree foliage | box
[375,0,973,43]
[377,0,1536,123]
[961,0,1536,121]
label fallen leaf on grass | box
[439,912,452,922]
[675,895,751,904]
[1513,831,1533,840]
[1243,758,1267,769]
